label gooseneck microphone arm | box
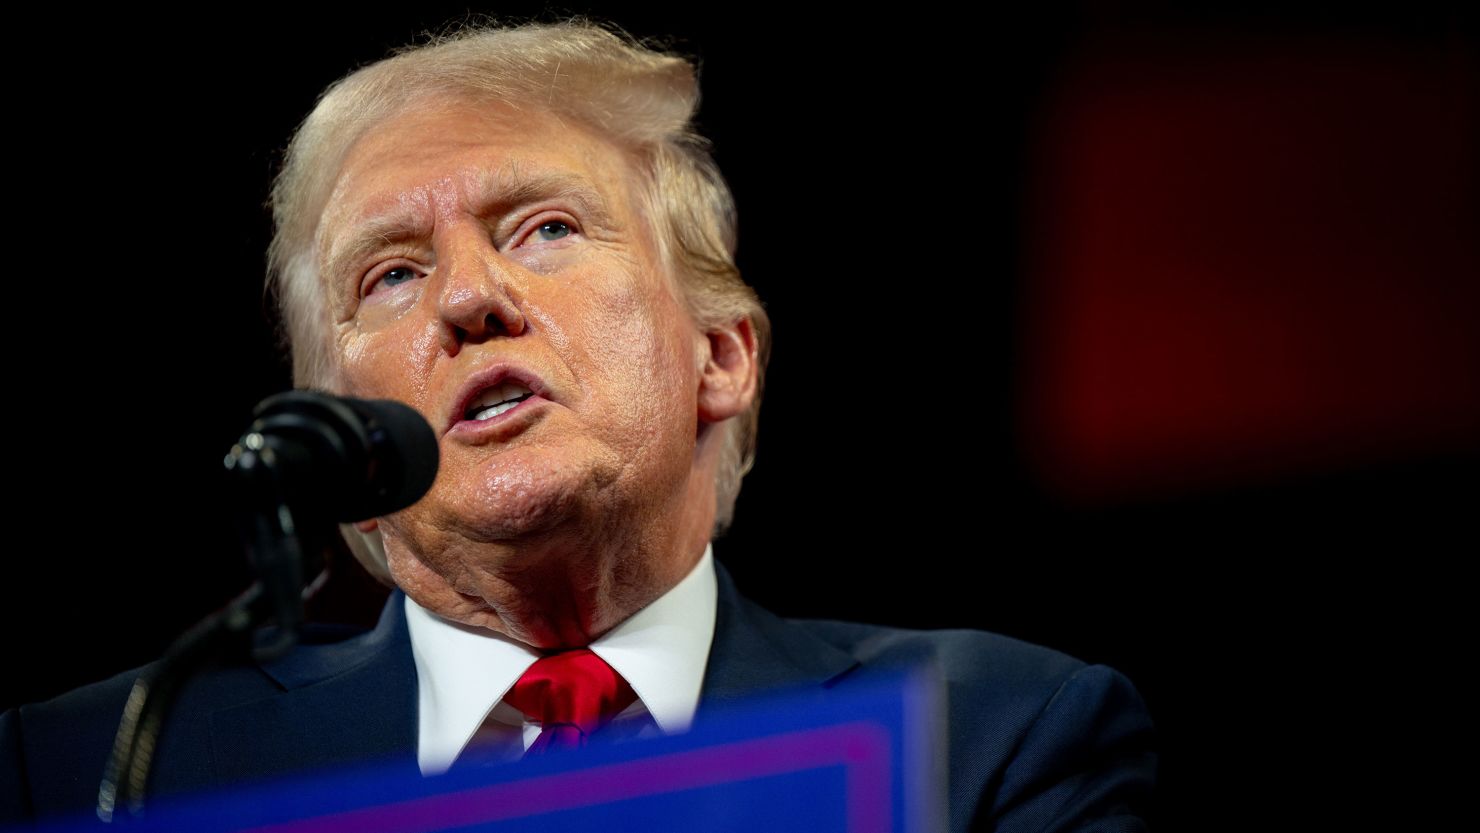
[95,583,270,823]
[96,392,439,822]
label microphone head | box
[247,391,439,522]
[338,395,441,518]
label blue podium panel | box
[33,669,943,833]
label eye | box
[365,265,419,297]
[382,267,418,287]
[528,220,573,244]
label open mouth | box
[463,382,535,422]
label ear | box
[338,520,395,588]
[697,316,759,425]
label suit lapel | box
[208,591,419,784]
[205,564,857,782]
[699,562,859,712]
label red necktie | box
[504,649,638,755]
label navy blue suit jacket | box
[2,566,1155,831]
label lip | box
[445,364,551,436]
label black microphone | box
[227,390,439,522]
[223,390,440,658]
[99,393,439,822]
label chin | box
[436,444,622,543]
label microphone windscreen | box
[246,391,440,522]
[341,396,441,518]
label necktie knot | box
[504,648,637,754]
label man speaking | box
[2,19,1155,832]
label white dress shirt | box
[406,544,718,775]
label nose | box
[434,225,527,351]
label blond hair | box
[266,19,768,579]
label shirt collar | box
[405,543,717,774]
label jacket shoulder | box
[2,617,398,827]
[787,618,1156,832]
[3,656,293,825]
[796,617,1087,693]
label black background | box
[4,3,1475,829]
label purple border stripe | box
[237,721,892,833]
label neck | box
[389,463,717,650]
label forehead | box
[316,95,644,262]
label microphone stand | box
[96,431,327,823]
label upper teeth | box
[466,382,533,421]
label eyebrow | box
[320,167,618,291]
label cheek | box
[523,301,569,352]
[580,286,696,441]
[337,318,441,407]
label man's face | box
[316,97,711,644]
